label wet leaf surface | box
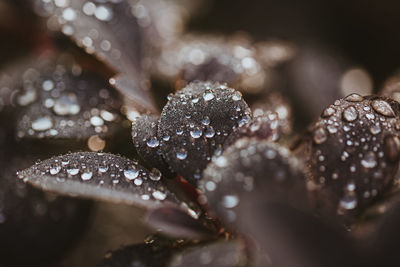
[307,94,400,223]
[18,152,186,210]
[201,138,307,228]
[132,114,173,178]
[158,81,252,184]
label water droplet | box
[32,117,53,131]
[222,195,239,208]
[124,166,139,180]
[214,156,228,167]
[190,128,202,138]
[322,106,335,117]
[339,194,357,210]
[371,99,395,117]
[202,116,210,126]
[162,135,170,141]
[361,152,377,168]
[146,137,159,148]
[313,127,327,144]
[49,166,61,175]
[203,91,214,101]
[81,171,93,180]
[345,93,363,102]
[204,127,215,138]
[67,168,79,175]
[232,92,242,101]
[176,149,188,160]
[370,125,381,135]
[343,106,358,122]
[98,165,108,173]
[152,191,166,200]
[149,168,161,181]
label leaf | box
[307,95,400,223]
[32,0,158,113]
[18,151,191,210]
[144,205,215,240]
[158,81,252,184]
[132,114,174,178]
[168,240,248,267]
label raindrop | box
[371,99,395,117]
[49,166,61,175]
[81,171,93,181]
[361,152,377,168]
[202,116,211,126]
[149,168,162,181]
[53,94,81,115]
[370,125,381,135]
[146,137,159,148]
[42,80,54,91]
[90,116,104,127]
[152,191,166,200]
[322,106,335,117]
[313,127,327,144]
[204,127,215,138]
[339,194,358,210]
[176,149,188,160]
[190,128,202,139]
[124,166,139,180]
[343,106,358,122]
[95,5,113,21]
[345,93,363,102]
[67,168,79,175]
[232,92,242,101]
[203,91,214,101]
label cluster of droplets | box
[310,94,400,216]
[18,152,169,202]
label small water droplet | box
[81,171,93,181]
[149,168,162,181]
[313,127,327,144]
[203,91,214,101]
[204,127,215,138]
[146,137,159,148]
[95,5,113,21]
[202,116,210,126]
[50,166,61,175]
[176,149,188,160]
[322,106,335,117]
[370,125,381,135]
[339,194,357,210]
[42,80,54,91]
[152,191,166,200]
[232,92,242,101]
[67,168,79,175]
[361,152,377,168]
[90,116,104,127]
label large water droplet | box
[90,116,104,127]
[53,94,81,115]
[322,106,335,117]
[124,166,139,180]
[67,168,79,175]
[152,191,166,200]
[371,99,395,117]
[49,166,61,175]
[95,5,113,21]
[339,194,357,210]
[343,106,358,122]
[345,93,363,102]
[203,91,214,101]
[190,128,202,139]
[149,168,161,181]
[202,116,211,126]
[204,127,215,138]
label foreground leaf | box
[18,152,186,210]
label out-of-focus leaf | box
[18,152,190,210]
[158,81,252,184]
[144,205,215,240]
[132,114,174,177]
[169,240,248,267]
[32,0,158,113]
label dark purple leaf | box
[153,34,269,94]
[201,138,307,227]
[32,0,158,113]
[18,152,191,211]
[307,94,400,223]
[169,240,248,267]
[158,81,252,184]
